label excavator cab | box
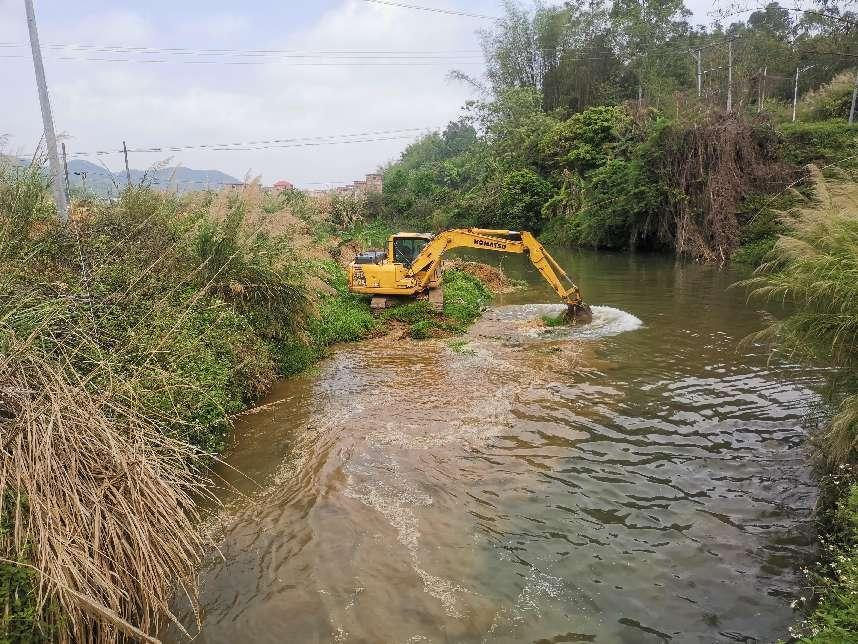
[390,233,433,268]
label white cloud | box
[4,1,489,186]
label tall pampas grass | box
[741,169,858,467]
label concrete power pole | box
[123,140,132,187]
[24,0,68,222]
[793,65,812,123]
[793,67,800,122]
[690,49,702,98]
[849,68,858,125]
[726,39,733,113]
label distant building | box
[365,173,383,193]
[301,172,383,197]
[273,180,294,192]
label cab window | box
[393,238,428,267]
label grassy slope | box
[379,269,492,339]
[740,172,858,641]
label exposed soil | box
[442,260,523,294]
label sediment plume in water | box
[472,304,643,342]
[179,287,819,644]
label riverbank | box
[0,163,496,642]
[739,168,857,641]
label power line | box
[0,53,484,67]
[360,0,500,20]
[0,42,485,54]
[0,36,741,67]
[0,42,485,60]
[60,128,437,158]
[717,6,858,29]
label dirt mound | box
[336,240,363,267]
[443,260,522,294]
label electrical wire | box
[0,42,486,61]
[0,42,486,54]
[360,0,500,20]
[0,36,742,67]
[0,53,484,66]
[63,129,436,158]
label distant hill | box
[3,156,242,196]
[65,160,242,196]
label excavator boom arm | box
[409,228,584,307]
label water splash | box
[480,304,643,341]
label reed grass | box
[740,170,858,641]
[740,174,858,467]
[0,342,209,643]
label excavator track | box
[428,288,444,313]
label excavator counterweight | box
[347,228,592,324]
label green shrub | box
[797,484,858,643]
[0,496,62,644]
[800,71,856,122]
[409,320,435,339]
[191,197,310,340]
[780,120,858,168]
[733,193,791,265]
[270,339,322,377]
[310,295,377,346]
[443,270,491,324]
[567,159,664,249]
[475,169,554,231]
[380,300,435,324]
[540,105,631,176]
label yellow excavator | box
[347,228,592,323]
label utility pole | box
[60,141,70,202]
[123,140,132,187]
[758,66,767,113]
[849,68,858,125]
[727,39,733,113]
[690,49,702,98]
[793,67,800,122]
[74,170,87,193]
[24,0,68,222]
[793,65,813,123]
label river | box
[176,250,823,643]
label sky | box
[3,0,733,188]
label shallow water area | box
[478,304,644,341]
[175,250,824,644]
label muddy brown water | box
[175,250,824,644]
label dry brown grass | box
[0,339,211,643]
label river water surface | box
[182,251,823,643]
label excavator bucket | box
[564,302,593,325]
